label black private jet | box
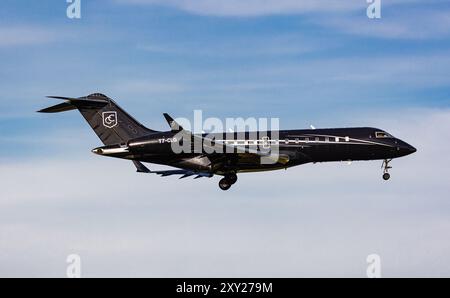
[39,93,416,190]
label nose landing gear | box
[218,173,238,191]
[382,159,392,181]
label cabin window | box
[335,137,340,142]
[375,131,393,138]
[261,136,271,149]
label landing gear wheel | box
[227,174,238,185]
[381,159,392,181]
[219,178,232,191]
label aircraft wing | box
[199,135,291,164]
[132,161,213,179]
[163,113,287,163]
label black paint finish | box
[39,94,416,189]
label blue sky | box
[1,0,450,277]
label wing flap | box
[132,161,213,178]
[132,160,151,173]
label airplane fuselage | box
[94,127,416,174]
[40,93,417,190]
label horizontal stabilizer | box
[38,95,109,113]
[38,102,77,113]
[47,96,79,100]
[47,95,109,104]
[39,93,157,146]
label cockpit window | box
[375,131,393,138]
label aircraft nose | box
[408,144,417,154]
[397,140,416,156]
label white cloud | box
[316,9,450,40]
[1,109,450,277]
[180,53,450,93]
[107,53,450,99]
[116,0,365,16]
[116,0,450,39]
[137,33,317,57]
[112,80,188,95]
[0,26,56,47]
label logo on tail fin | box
[102,111,118,128]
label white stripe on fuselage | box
[213,136,394,147]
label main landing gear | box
[218,173,238,191]
[382,159,392,181]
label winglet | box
[163,113,184,132]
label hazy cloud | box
[116,0,365,16]
[316,9,450,39]
[1,0,450,277]
[1,109,449,277]
[0,26,56,47]
[116,0,450,40]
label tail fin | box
[38,93,157,145]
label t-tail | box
[38,93,157,145]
